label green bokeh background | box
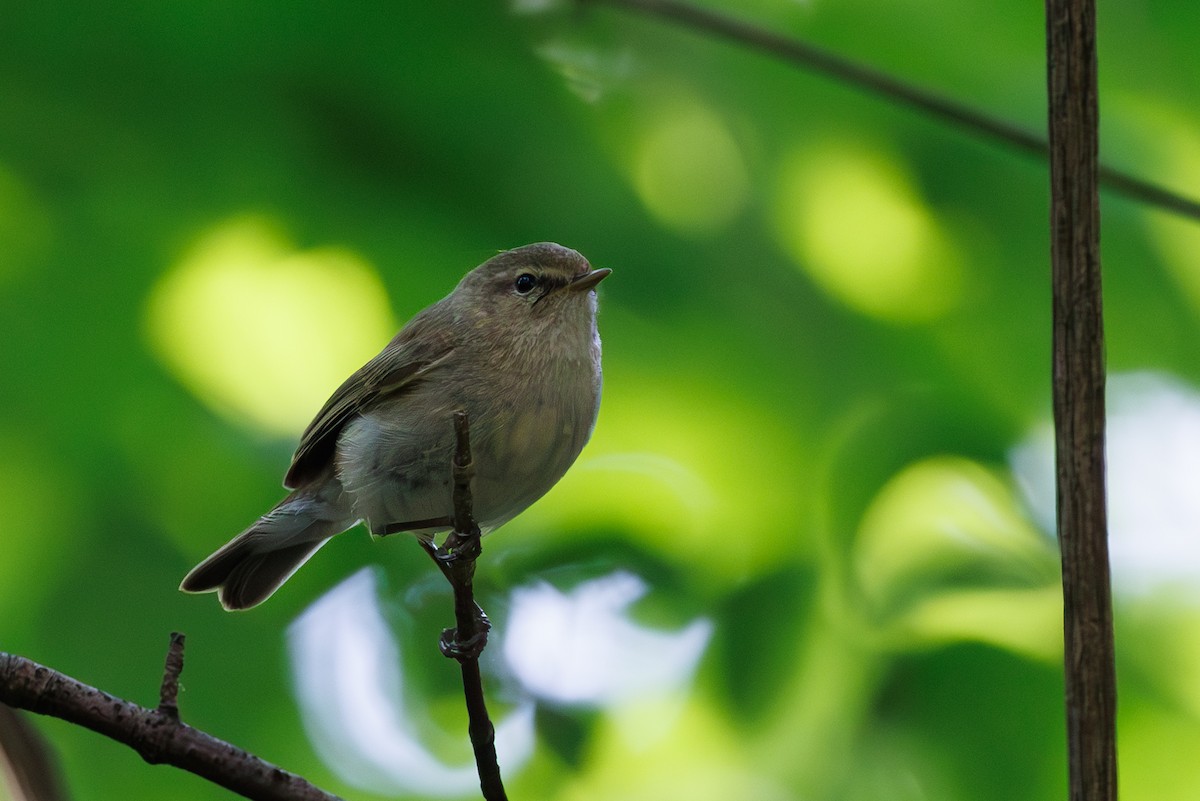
[3,2,1200,799]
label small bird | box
[181,242,610,610]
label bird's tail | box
[180,492,349,610]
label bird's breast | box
[337,338,601,535]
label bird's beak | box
[569,267,612,292]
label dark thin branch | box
[578,0,1200,223]
[1046,0,1118,800]
[0,637,341,801]
[157,631,184,721]
[419,410,507,801]
[451,411,480,539]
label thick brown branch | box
[0,639,341,801]
[578,0,1200,223]
[1046,0,1118,800]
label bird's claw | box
[439,624,490,662]
[437,533,482,565]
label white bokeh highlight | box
[288,568,714,793]
[287,569,535,797]
[1010,371,1200,596]
[503,571,713,706]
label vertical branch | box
[1045,1,1118,800]
[420,411,508,801]
[451,410,479,538]
[448,411,505,800]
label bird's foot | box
[439,605,491,662]
[436,533,481,565]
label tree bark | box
[1045,0,1118,799]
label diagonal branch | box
[578,0,1200,223]
[1,413,511,801]
[0,636,341,801]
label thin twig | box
[0,637,341,801]
[419,410,508,801]
[1046,0,1118,799]
[578,0,1200,223]
[451,410,479,540]
[157,631,185,721]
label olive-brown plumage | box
[181,242,609,610]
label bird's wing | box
[284,314,455,489]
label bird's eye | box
[514,273,539,295]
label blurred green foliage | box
[2,1,1199,800]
